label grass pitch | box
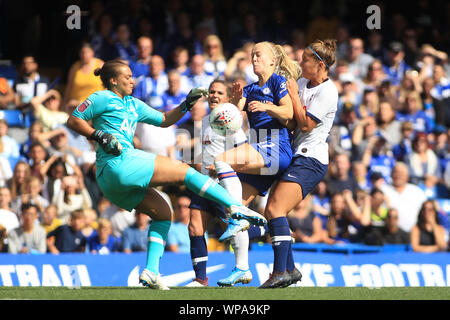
[0,286,449,300]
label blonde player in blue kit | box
[67,59,266,290]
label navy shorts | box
[279,155,328,199]
[238,142,292,196]
[187,189,227,220]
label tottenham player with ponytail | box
[259,39,339,288]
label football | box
[209,103,243,136]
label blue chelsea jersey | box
[72,90,164,173]
[243,73,291,145]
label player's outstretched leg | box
[183,167,267,226]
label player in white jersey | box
[259,39,339,288]
[187,80,255,287]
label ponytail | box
[273,44,302,80]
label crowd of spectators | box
[0,0,449,255]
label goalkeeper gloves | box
[90,130,123,156]
[180,87,209,113]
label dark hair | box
[209,78,231,97]
[21,202,39,214]
[94,59,129,90]
[417,200,439,229]
[308,39,337,70]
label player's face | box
[300,50,321,80]
[208,82,229,109]
[113,66,135,96]
[252,44,275,76]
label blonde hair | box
[203,34,225,61]
[98,218,112,230]
[257,41,302,80]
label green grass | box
[0,287,449,300]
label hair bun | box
[93,67,102,76]
[323,39,337,53]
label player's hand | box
[90,130,123,156]
[231,81,243,105]
[180,87,209,113]
[247,100,270,113]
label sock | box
[247,225,266,240]
[215,161,242,218]
[184,167,241,208]
[268,217,291,273]
[145,220,171,275]
[231,230,249,270]
[190,235,208,280]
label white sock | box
[231,229,249,270]
[215,160,242,218]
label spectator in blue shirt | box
[129,36,153,79]
[382,42,412,86]
[166,193,191,253]
[46,209,86,254]
[133,55,168,109]
[396,90,433,133]
[114,23,138,63]
[362,135,396,185]
[161,70,191,126]
[87,218,120,254]
[122,212,150,253]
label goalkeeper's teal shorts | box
[96,148,157,211]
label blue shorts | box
[279,155,328,199]
[96,149,156,211]
[187,189,227,220]
[238,141,292,196]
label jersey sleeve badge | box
[77,99,92,112]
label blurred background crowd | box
[0,0,449,255]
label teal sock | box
[146,220,171,275]
[184,167,241,208]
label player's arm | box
[287,78,317,132]
[68,96,123,156]
[247,94,294,122]
[140,88,209,127]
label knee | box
[264,199,285,220]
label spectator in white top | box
[30,89,69,132]
[0,187,19,232]
[13,55,49,108]
[52,174,93,224]
[346,37,374,80]
[0,119,20,167]
[381,162,427,232]
[7,203,46,254]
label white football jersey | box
[292,78,338,164]
[199,115,247,175]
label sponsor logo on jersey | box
[77,99,92,112]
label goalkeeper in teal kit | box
[67,59,266,290]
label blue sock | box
[146,220,171,275]
[190,236,208,280]
[184,167,241,208]
[268,217,291,273]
